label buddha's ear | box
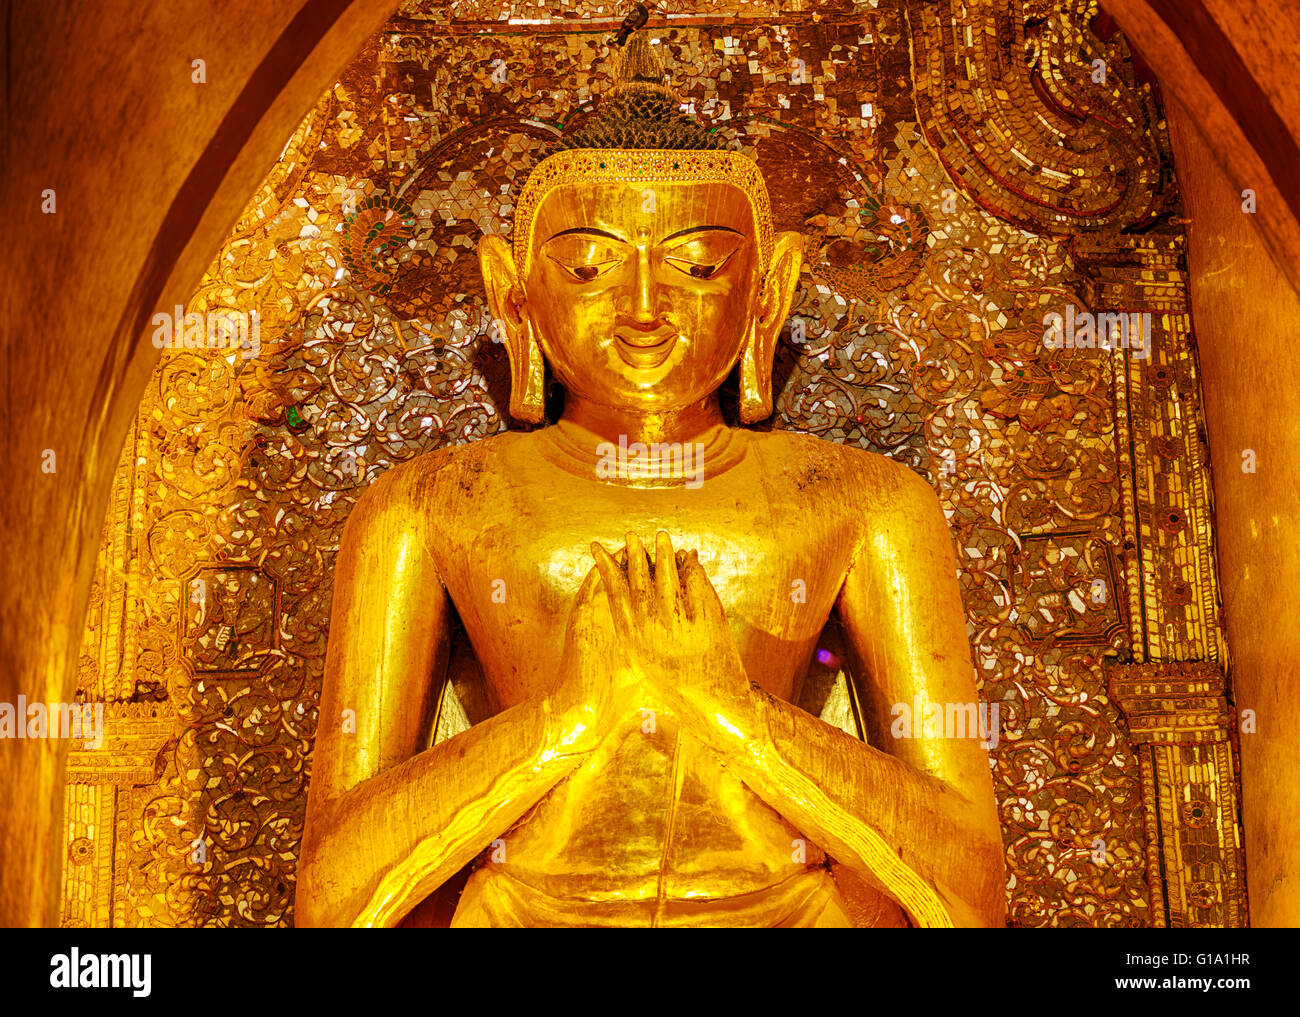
[740,230,804,423]
[479,234,525,330]
[478,235,546,423]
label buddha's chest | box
[434,472,855,703]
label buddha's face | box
[522,180,762,412]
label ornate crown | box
[512,32,775,275]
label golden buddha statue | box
[295,34,1005,928]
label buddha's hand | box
[590,531,765,760]
[549,562,625,756]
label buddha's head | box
[479,34,803,424]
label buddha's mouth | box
[613,327,679,369]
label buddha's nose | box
[631,245,656,325]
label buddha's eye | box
[554,259,620,283]
[542,234,627,283]
[662,231,745,281]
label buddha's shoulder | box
[343,431,520,529]
[746,429,940,515]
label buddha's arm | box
[722,464,1006,927]
[296,467,592,928]
[739,693,1004,928]
[605,476,1005,926]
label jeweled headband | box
[513,149,775,277]
[510,31,776,277]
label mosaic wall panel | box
[61,0,1241,927]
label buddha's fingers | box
[654,530,684,623]
[576,561,601,598]
[590,541,635,642]
[566,564,603,635]
[624,531,655,618]
[682,550,724,625]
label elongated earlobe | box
[506,318,546,423]
[739,231,804,423]
[738,317,774,423]
[479,235,545,423]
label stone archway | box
[0,0,400,927]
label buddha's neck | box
[554,394,728,450]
